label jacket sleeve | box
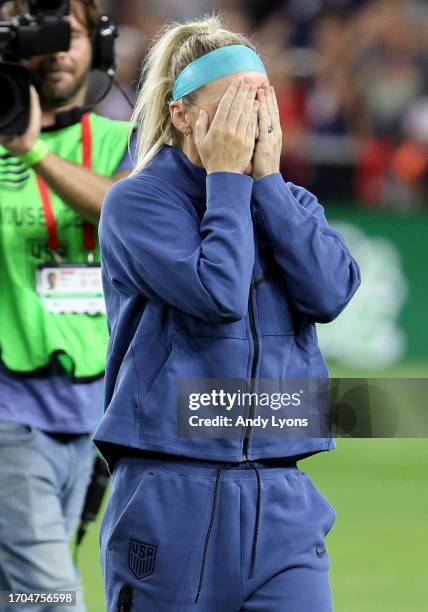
[99,172,255,323]
[251,173,361,323]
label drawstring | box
[195,463,224,604]
[194,460,263,604]
[248,461,262,579]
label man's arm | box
[0,87,132,225]
[33,154,129,224]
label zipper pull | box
[117,585,133,612]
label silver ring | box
[267,124,273,133]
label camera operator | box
[0,1,132,609]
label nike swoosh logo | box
[316,545,327,558]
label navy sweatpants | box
[100,455,336,611]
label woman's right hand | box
[194,79,259,175]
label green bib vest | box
[0,113,130,378]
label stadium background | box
[3,0,426,609]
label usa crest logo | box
[128,539,157,579]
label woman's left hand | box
[252,85,282,181]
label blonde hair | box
[130,12,257,174]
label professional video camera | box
[0,1,71,135]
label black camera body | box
[0,1,118,135]
[0,1,72,134]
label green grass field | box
[77,362,428,612]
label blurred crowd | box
[65,0,428,209]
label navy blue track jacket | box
[93,144,361,463]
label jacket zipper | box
[242,286,259,461]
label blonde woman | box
[95,14,360,612]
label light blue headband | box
[170,44,267,103]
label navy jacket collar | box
[144,144,207,201]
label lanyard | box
[36,113,96,261]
